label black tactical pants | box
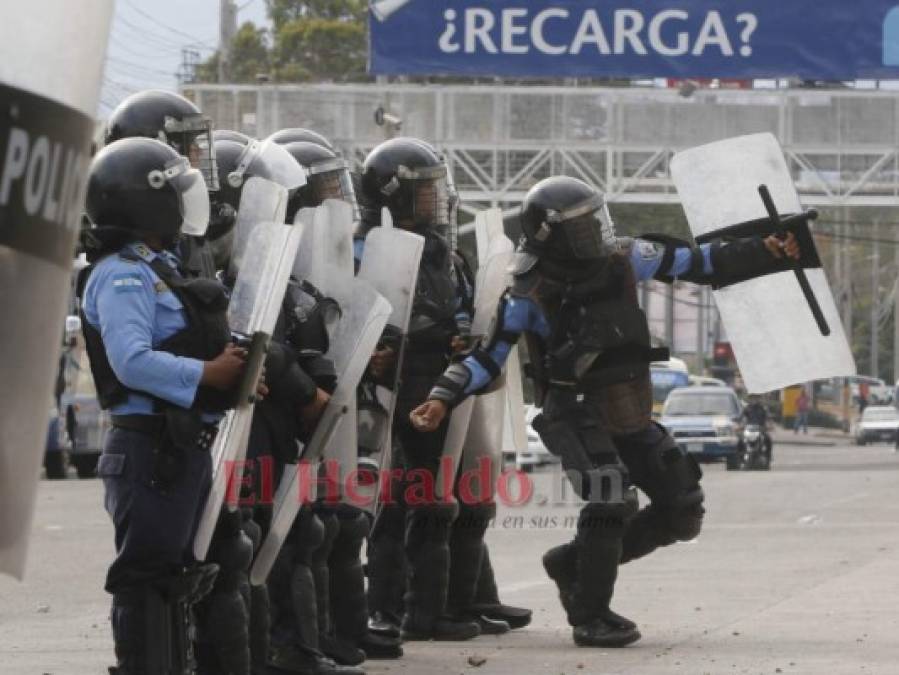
[536,394,704,627]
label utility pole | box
[894,226,899,384]
[695,286,704,373]
[665,284,675,353]
[842,208,853,341]
[871,224,880,377]
[219,0,238,83]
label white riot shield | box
[193,223,302,560]
[436,209,514,499]
[228,177,289,279]
[356,225,425,513]
[251,202,391,585]
[0,1,114,580]
[671,133,855,393]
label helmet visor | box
[397,164,449,227]
[232,139,307,191]
[307,158,360,219]
[549,194,616,260]
[159,157,211,237]
[165,114,219,192]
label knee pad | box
[647,423,703,502]
[288,509,325,561]
[667,486,705,542]
[578,485,638,539]
[207,529,254,587]
[335,507,370,542]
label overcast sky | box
[101,0,270,115]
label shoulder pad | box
[124,242,156,263]
[508,251,539,276]
[632,238,664,261]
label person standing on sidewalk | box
[794,388,810,434]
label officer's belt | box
[112,414,219,452]
[112,414,166,435]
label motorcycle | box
[733,424,771,471]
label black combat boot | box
[400,502,480,642]
[446,503,509,635]
[195,509,254,675]
[565,504,640,648]
[470,544,532,630]
[330,506,403,660]
[109,590,147,674]
[314,508,366,666]
[365,502,405,639]
[241,511,272,675]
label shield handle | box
[757,185,830,337]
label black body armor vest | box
[79,250,231,412]
[514,254,667,431]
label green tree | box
[268,0,368,82]
[197,21,270,83]
[266,0,366,27]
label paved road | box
[2,434,899,674]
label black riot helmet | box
[361,137,449,230]
[105,89,219,191]
[85,138,211,244]
[519,176,617,262]
[268,127,334,150]
[283,141,359,223]
[213,129,252,145]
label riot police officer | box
[80,137,250,673]
[282,139,404,663]
[106,89,224,280]
[210,136,358,675]
[359,138,479,642]
[411,175,801,647]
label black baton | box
[757,184,830,337]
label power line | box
[106,56,176,78]
[122,1,217,49]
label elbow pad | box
[264,342,317,406]
[640,234,710,284]
[428,363,471,407]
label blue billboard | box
[369,0,899,80]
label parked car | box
[689,375,727,387]
[44,405,68,480]
[55,317,108,479]
[660,386,743,462]
[515,405,560,472]
[854,405,899,445]
[651,357,690,417]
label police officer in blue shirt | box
[411,176,802,649]
[80,137,252,674]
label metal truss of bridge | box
[184,82,899,217]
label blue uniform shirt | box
[82,243,205,415]
[460,240,714,395]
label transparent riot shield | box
[356,225,425,513]
[436,209,514,499]
[251,202,391,585]
[0,1,114,580]
[292,200,357,495]
[193,222,302,560]
[671,133,855,392]
[228,177,289,279]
